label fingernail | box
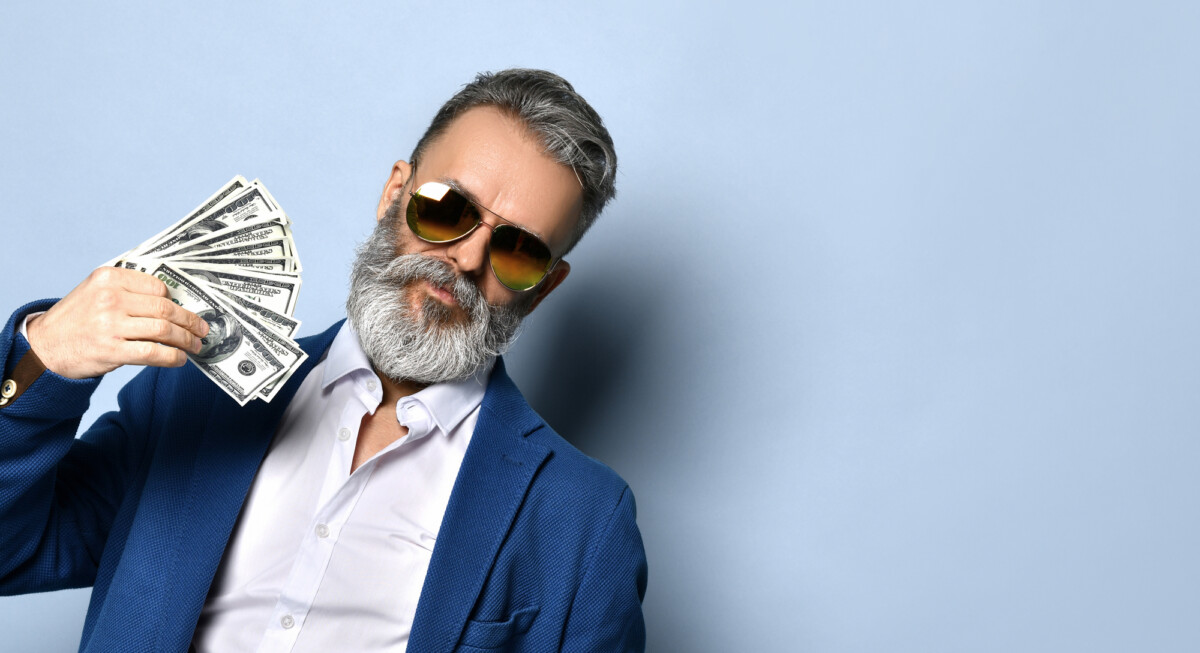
[201,320,210,336]
[193,337,203,353]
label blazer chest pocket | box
[458,605,539,651]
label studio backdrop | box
[2,1,1198,651]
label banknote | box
[185,256,295,275]
[100,176,253,269]
[127,176,251,258]
[210,291,308,402]
[103,176,304,404]
[137,183,285,257]
[147,263,287,405]
[177,264,301,315]
[174,238,294,261]
[155,218,295,260]
[214,287,301,337]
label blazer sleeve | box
[0,299,157,594]
[560,485,649,653]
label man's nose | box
[444,224,491,278]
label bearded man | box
[0,69,647,653]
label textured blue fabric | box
[0,302,647,652]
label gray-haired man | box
[0,69,647,652]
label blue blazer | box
[0,299,647,652]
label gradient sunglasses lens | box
[408,181,554,291]
[488,224,552,291]
[407,182,479,242]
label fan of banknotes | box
[105,176,306,406]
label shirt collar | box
[321,322,375,390]
[399,361,493,439]
[324,322,494,440]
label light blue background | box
[2,1,1198,651]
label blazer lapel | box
[152,321,344,651]
[408,358,550,652]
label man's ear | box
[377,160,413,222]
[526,260,571,314]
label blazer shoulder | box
[483,358,634,503]
[527,421,633,501]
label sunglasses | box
[406,176,557,291]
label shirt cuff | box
[18,311,46,341]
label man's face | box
[382,105,583,313]
[346,106,583,384]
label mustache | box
[370,252,488,321]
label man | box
[0,69,647,652]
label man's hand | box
[26,267,210,379]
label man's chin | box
[348,249,529,386]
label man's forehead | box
[416,174,551,245]
[414,106,583,250]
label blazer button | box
[1,379,16,400]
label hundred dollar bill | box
[154,218,296,260]
[214,286,301,337]
[178,263,301,315]
[210,291,307,402]
[120,251,297,281]
[101,175,250,268]
[102,176,304,405]
[246,179,289,223]
[119,255,299,336]
[136,183,285,257]
[180,256,295,275]
[148,263,287,405]
[131,176,250,254]
[173,238,293,261]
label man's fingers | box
[124,294,209,338]
[91,266,170,298]
[124,318,203,354]
[120,340,189,368]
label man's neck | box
[376,368,428,406]
[352,369,425,475]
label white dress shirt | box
[190,322,493,653]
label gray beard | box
[345,209,533,385]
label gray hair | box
[409,68,617,255]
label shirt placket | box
[256,374,381,653]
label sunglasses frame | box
[404,169,559,292]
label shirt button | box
[315,523,330,538]
[281,614,295,629]
[337,427,351,441]
[367,379,378,392]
